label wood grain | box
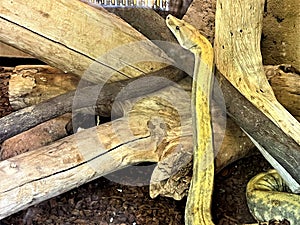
[215,0,300,146]
[0,0,171,83]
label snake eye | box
[175,26,180,30]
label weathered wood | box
[8,65,80,110]
[1,0,299,217]
[0,90,74,143]
[0,42,32,58]
[214,0,300,189]
[1,65,299,218]
[0,77,193,219]
[264,65,300,121]
[81,1,177,43]
[215,68,300,186]
[3,63,300,145]
[0,66,185,143]
[80,1,194,68]
[3,65,247,176]
[5,63,299,171]
[0,0,172,83]
[217,64,300,171]
[215,0,300,146]
[0,75,246,217]
[0,114,71,160]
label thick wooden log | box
[80,1,177,43]
[0,75,247,216]
[80,2,194,68]
[0,0,172,83]
[1,0,299,217]
[2,65,248,178]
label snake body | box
[166,15,215,225]
[246,169,300,224]
[166,15,300,225]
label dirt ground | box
[0,67,276,225]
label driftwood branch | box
[215,69,300,186]
[215,0,300,145]
[0,66,185,143]
[0,2,189,143]
[3,64,299,164]
[214,0,300,189]
[0,77,194,219]
[80,1,177,43]
[0,0,172,83]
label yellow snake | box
[166,15,215,225]
[166,15,300,225]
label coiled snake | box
[166,15,300,225]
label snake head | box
[166,14,213,58]
[166,15,199,51]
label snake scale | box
[166,15,300,225]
